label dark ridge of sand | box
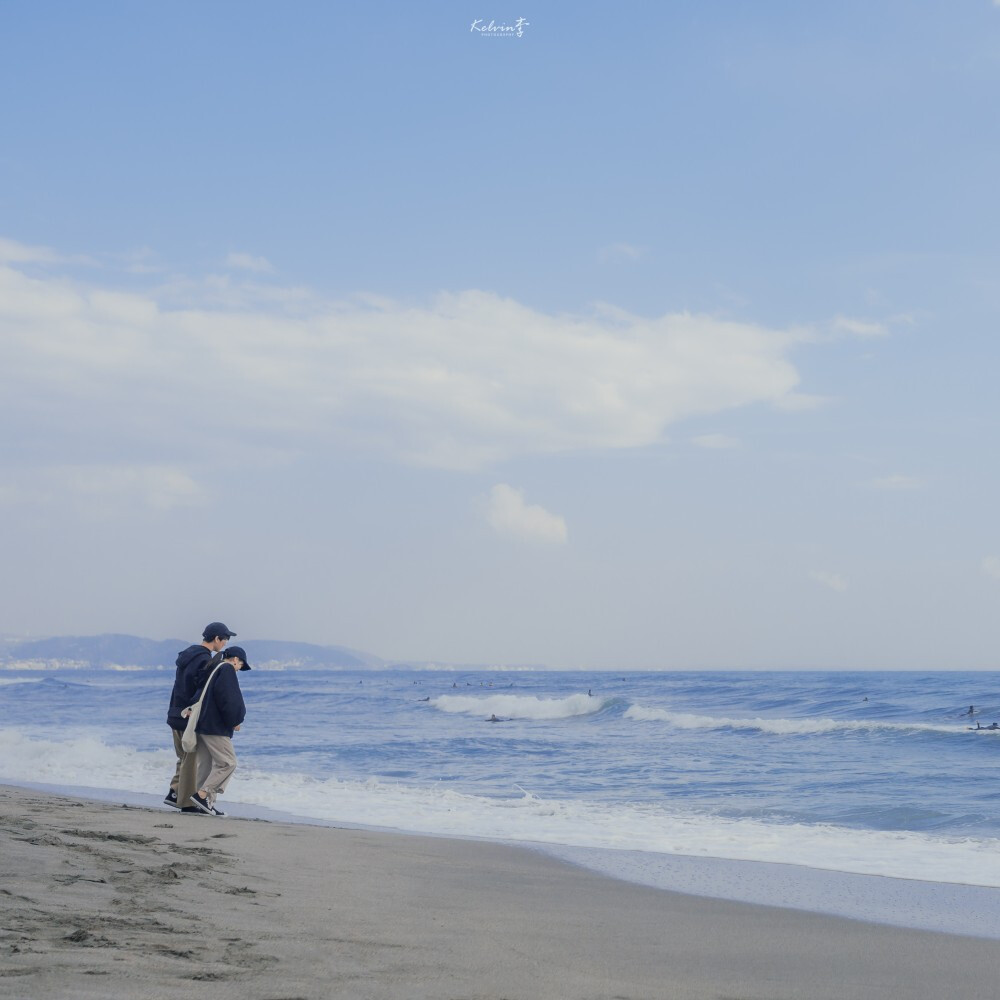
[1,784,999,1000]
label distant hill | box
[0,633,385,670]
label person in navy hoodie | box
[164,622,236,811]
[187,645,250,816]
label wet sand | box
[2,783,999,1000]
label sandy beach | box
[2,784,999,1000]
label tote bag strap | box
[190,662,225,712]
[180,662,226,753]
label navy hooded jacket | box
[167,645,221,731]
[195,663,246,738]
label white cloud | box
[0,236,63,265]
[692,433,739,449]
[772,392,828,412]
[832,315,889,338]
[225,252,274,273]
[601,242,643,260]
[119,246,165,275]
[68,465,205,510]
[0,236,98,268]
[0,245,815,477]
[982,556,1000,581]
[810,570,848,592]
[0,465,205,512]
[486,484,567,544]
[871,475,922,491]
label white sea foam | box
[0,662,168,672]
[3,728,1000,889]
[0,730,176,790]
[430,692,606,720]
[624,704,969,736]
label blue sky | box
[2,1,1000,668]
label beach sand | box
[2,784,998,1000]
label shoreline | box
[3,784,1000,999]
[7,778,1000,942]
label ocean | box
[3,667,1000,937]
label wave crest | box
[624,704,966,736]
[430,692,604,720]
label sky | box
[2,1,1000,669]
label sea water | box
[3,668,1000,937]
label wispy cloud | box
[601,242,643,261]
[692,433,739,450]
[832,315,889,338]
[119,247,165,275]
[871,475,922,491]
[486,484,567,544]
[0,465,205,513]
[810,570,848,592]
[982,556,1000,581]
[772,392,828,412]
[0,240,816,482]
[225,251,274,273]
[0,236,65,265]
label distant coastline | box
[0,633,380,671]
[0,633,549,672]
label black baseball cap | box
[224,645,251,671]
[202,622,237,640]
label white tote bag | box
[181,663,224,753]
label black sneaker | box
[189,793,213,815]
[210,807,225,816]
[180,806,201,813]
[163,790,179,809]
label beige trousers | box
[195,734,238,809]
[170,729,198,807]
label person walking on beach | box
[186,645,250,816]
[164,622,237,811]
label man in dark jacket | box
[188,645,250,816]
[164,621,237,810]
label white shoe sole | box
[189,796,214,815]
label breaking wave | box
[624,704,973,736]
[430,693,607,720]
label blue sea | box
[3,667,1000,936]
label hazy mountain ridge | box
[0,634,384,670]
